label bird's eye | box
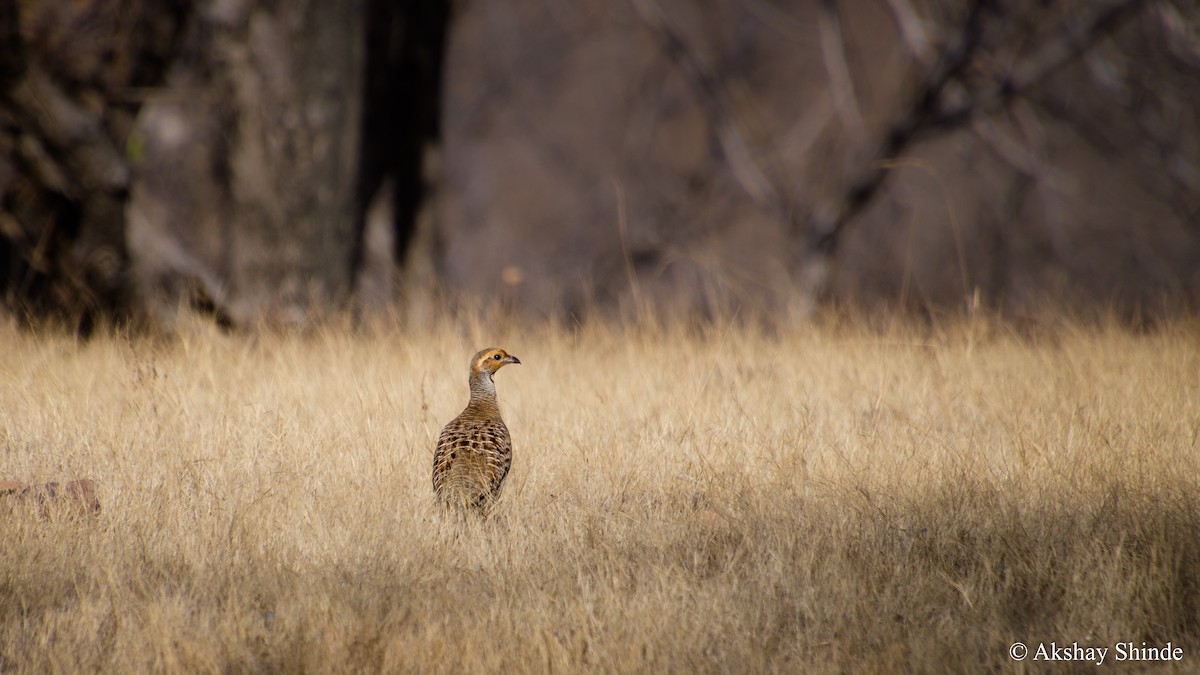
[493,353,502,361]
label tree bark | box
[129,1,365,327]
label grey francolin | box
[432,347,521,509]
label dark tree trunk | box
[0,0,189,331]
[129,1,366,327]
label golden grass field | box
[2,314,1198,672]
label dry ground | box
[1,316,1198,672]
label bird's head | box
[470,347,521,378]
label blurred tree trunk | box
[0,0,189,331]
[129,1,366,327]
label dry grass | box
[1,315,1198,672]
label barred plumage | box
[432,347,520,509]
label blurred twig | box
[884,0,935,65]
[612,179,649,322]
[817,0,864,138]
[806,0,1151,258]
[627,0,788,218]
[937,0,1150,127]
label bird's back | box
[433,402,512,509]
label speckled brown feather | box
[432,348,520,509]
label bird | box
[432,347,521,510]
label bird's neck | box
[467,371,500,415]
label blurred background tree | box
[1,0,1197,331]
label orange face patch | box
[470,347,520,375]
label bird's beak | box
[508,355,521,365]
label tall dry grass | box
[1,315,1198,672]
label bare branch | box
[817,1,865,137]
[884,0,935,65]
[807,0,1151,257]
[937,0,1150,128]
[627,0,786,216]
